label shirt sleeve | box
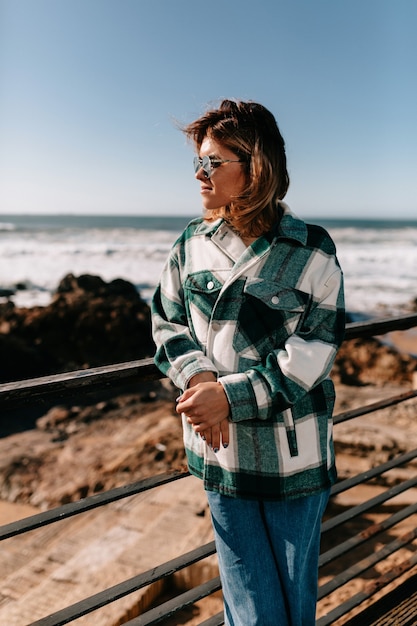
[151,247,218,391]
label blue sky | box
[1,0,416,219]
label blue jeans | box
[206,489,330,626]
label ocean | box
[1,214,417,316]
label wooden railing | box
[1,313,417,626]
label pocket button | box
[207,281,215,290]
[271,296,280,305]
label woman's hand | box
[176,375,230,451]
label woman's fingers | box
[219,418,230,448]
[197,419,230,453]
[209,424,221,452]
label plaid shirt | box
[152,204,345,500]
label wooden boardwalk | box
[0,476,218,626]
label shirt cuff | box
[217,373,259,422]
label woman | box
[151,99,345,625]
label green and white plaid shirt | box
[152,204,345,500]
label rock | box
[0,273,155,383]
[36,406,73,431]
[0,288,15,297]
[0,331,53,383]
[0,387,185,509]
[332,336,416,386]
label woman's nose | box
[195,167,206,181]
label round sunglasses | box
[193,155,244,178]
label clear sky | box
[1,0,416,219]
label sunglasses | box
[193,155,244,178]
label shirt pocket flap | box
[184,272,222,294]
[244,279,308,312]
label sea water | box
[1,214,416,316]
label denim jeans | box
[206,489,330,626]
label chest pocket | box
[233,279,310,357]
[183,272,223,343]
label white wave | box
[0,225,178,306]
[330,227,417,314]
[1,221,416,314]
[0,222,16,231]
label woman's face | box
[195,136,247,211]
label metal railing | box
[1,313,417,626]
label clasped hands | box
[176,372,230,452]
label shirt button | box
[271,296,279,305]
[207,281,214,290]
[212,322,220,331]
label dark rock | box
[332,336,416,386]
[0,333,52,382]
[0,288,15,297]
[0,273,155,383]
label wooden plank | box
[344,313,417,339]
[1,313,416,411]
[342,571,417,626]
[0,358,161,410]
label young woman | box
[152,99,345,625]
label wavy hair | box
[183,99,290,237]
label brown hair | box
[183,99,290,237]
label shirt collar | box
[273,203,308,246]
[193,202,308,246]
[194,217,224,237]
